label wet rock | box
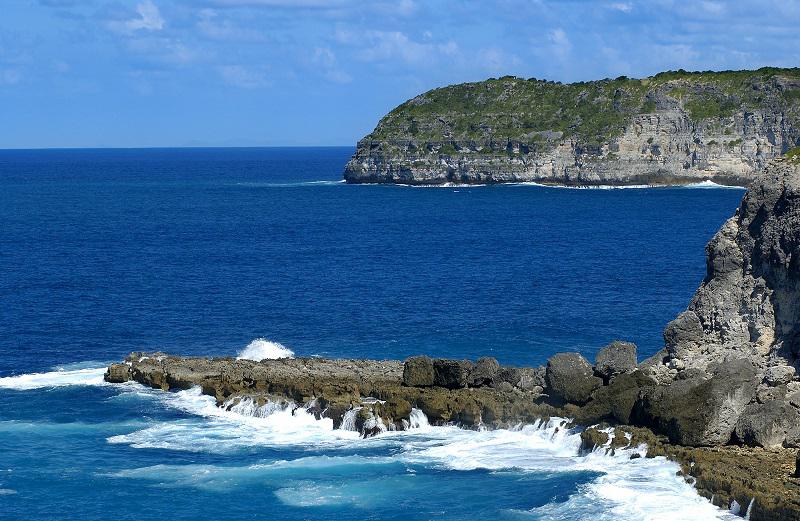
[595,341,637,379]
[403,356,435,387]
[432,359,474,389]
[546,353,603,405]
[580,427,609,454]
[734,400,800,449]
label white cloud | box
[339,29,459,65]
[313,47,352,83]
[218,65,270,88]
[608,2,633,12]
[548,28,572,59]
[110,1,165,33]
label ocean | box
[0,147,748,520]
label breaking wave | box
[0,366,107,390]
[105,391,743,520]
[236,338,295,361]
[682,180,746,189]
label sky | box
[1,0,799,148]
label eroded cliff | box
[344,68,800,186]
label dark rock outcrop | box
[432,359,474,389]
[470,357,500,386]
[403,356,435,387]
[595,341,637,380]
[546,353,603,405]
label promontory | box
[344,67,800,186]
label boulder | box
[595,341,637,379]
[470,357,499,387]
[493,365,546,390]
[432,359,474,389]
[403,356,435,387]
[764,365,796,386]
[631,358,759,446]
[546,353,603,405]
[105,363,131,383]
[576,370,655,424]
[734,400,800,449]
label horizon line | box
[0,145,356,152]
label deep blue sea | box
[0,147,748,520]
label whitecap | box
[0,366,107,390]
[236,338,294,361]
[682,180,746,189]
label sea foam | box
[0,366,107,390]
[107,396,743,520]
[236,338,295,361]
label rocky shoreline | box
[106,155,800,520]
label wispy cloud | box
[313,47,352,83]
[109,1,165,33]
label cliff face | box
[662,155,800,373]
[345,68,800,186]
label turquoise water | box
[0,148,747,519]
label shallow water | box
[0,147,747,519]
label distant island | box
[344,67,800,186]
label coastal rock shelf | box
[344,68,800,186]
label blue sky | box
[2,0,799,148]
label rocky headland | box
[343,68,800,186]
[107,154,800,519]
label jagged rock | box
[403,356,435,387]
[595,341,637,379]
[765,365,796,386]
[734,400,800,449]
[546,353,603,405]
[432,359,474,389]
[658,157,800,374]
[631,358,759,446]
[470,357,499,387]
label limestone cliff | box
[345,68,800,186]
[662,154,800,374]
